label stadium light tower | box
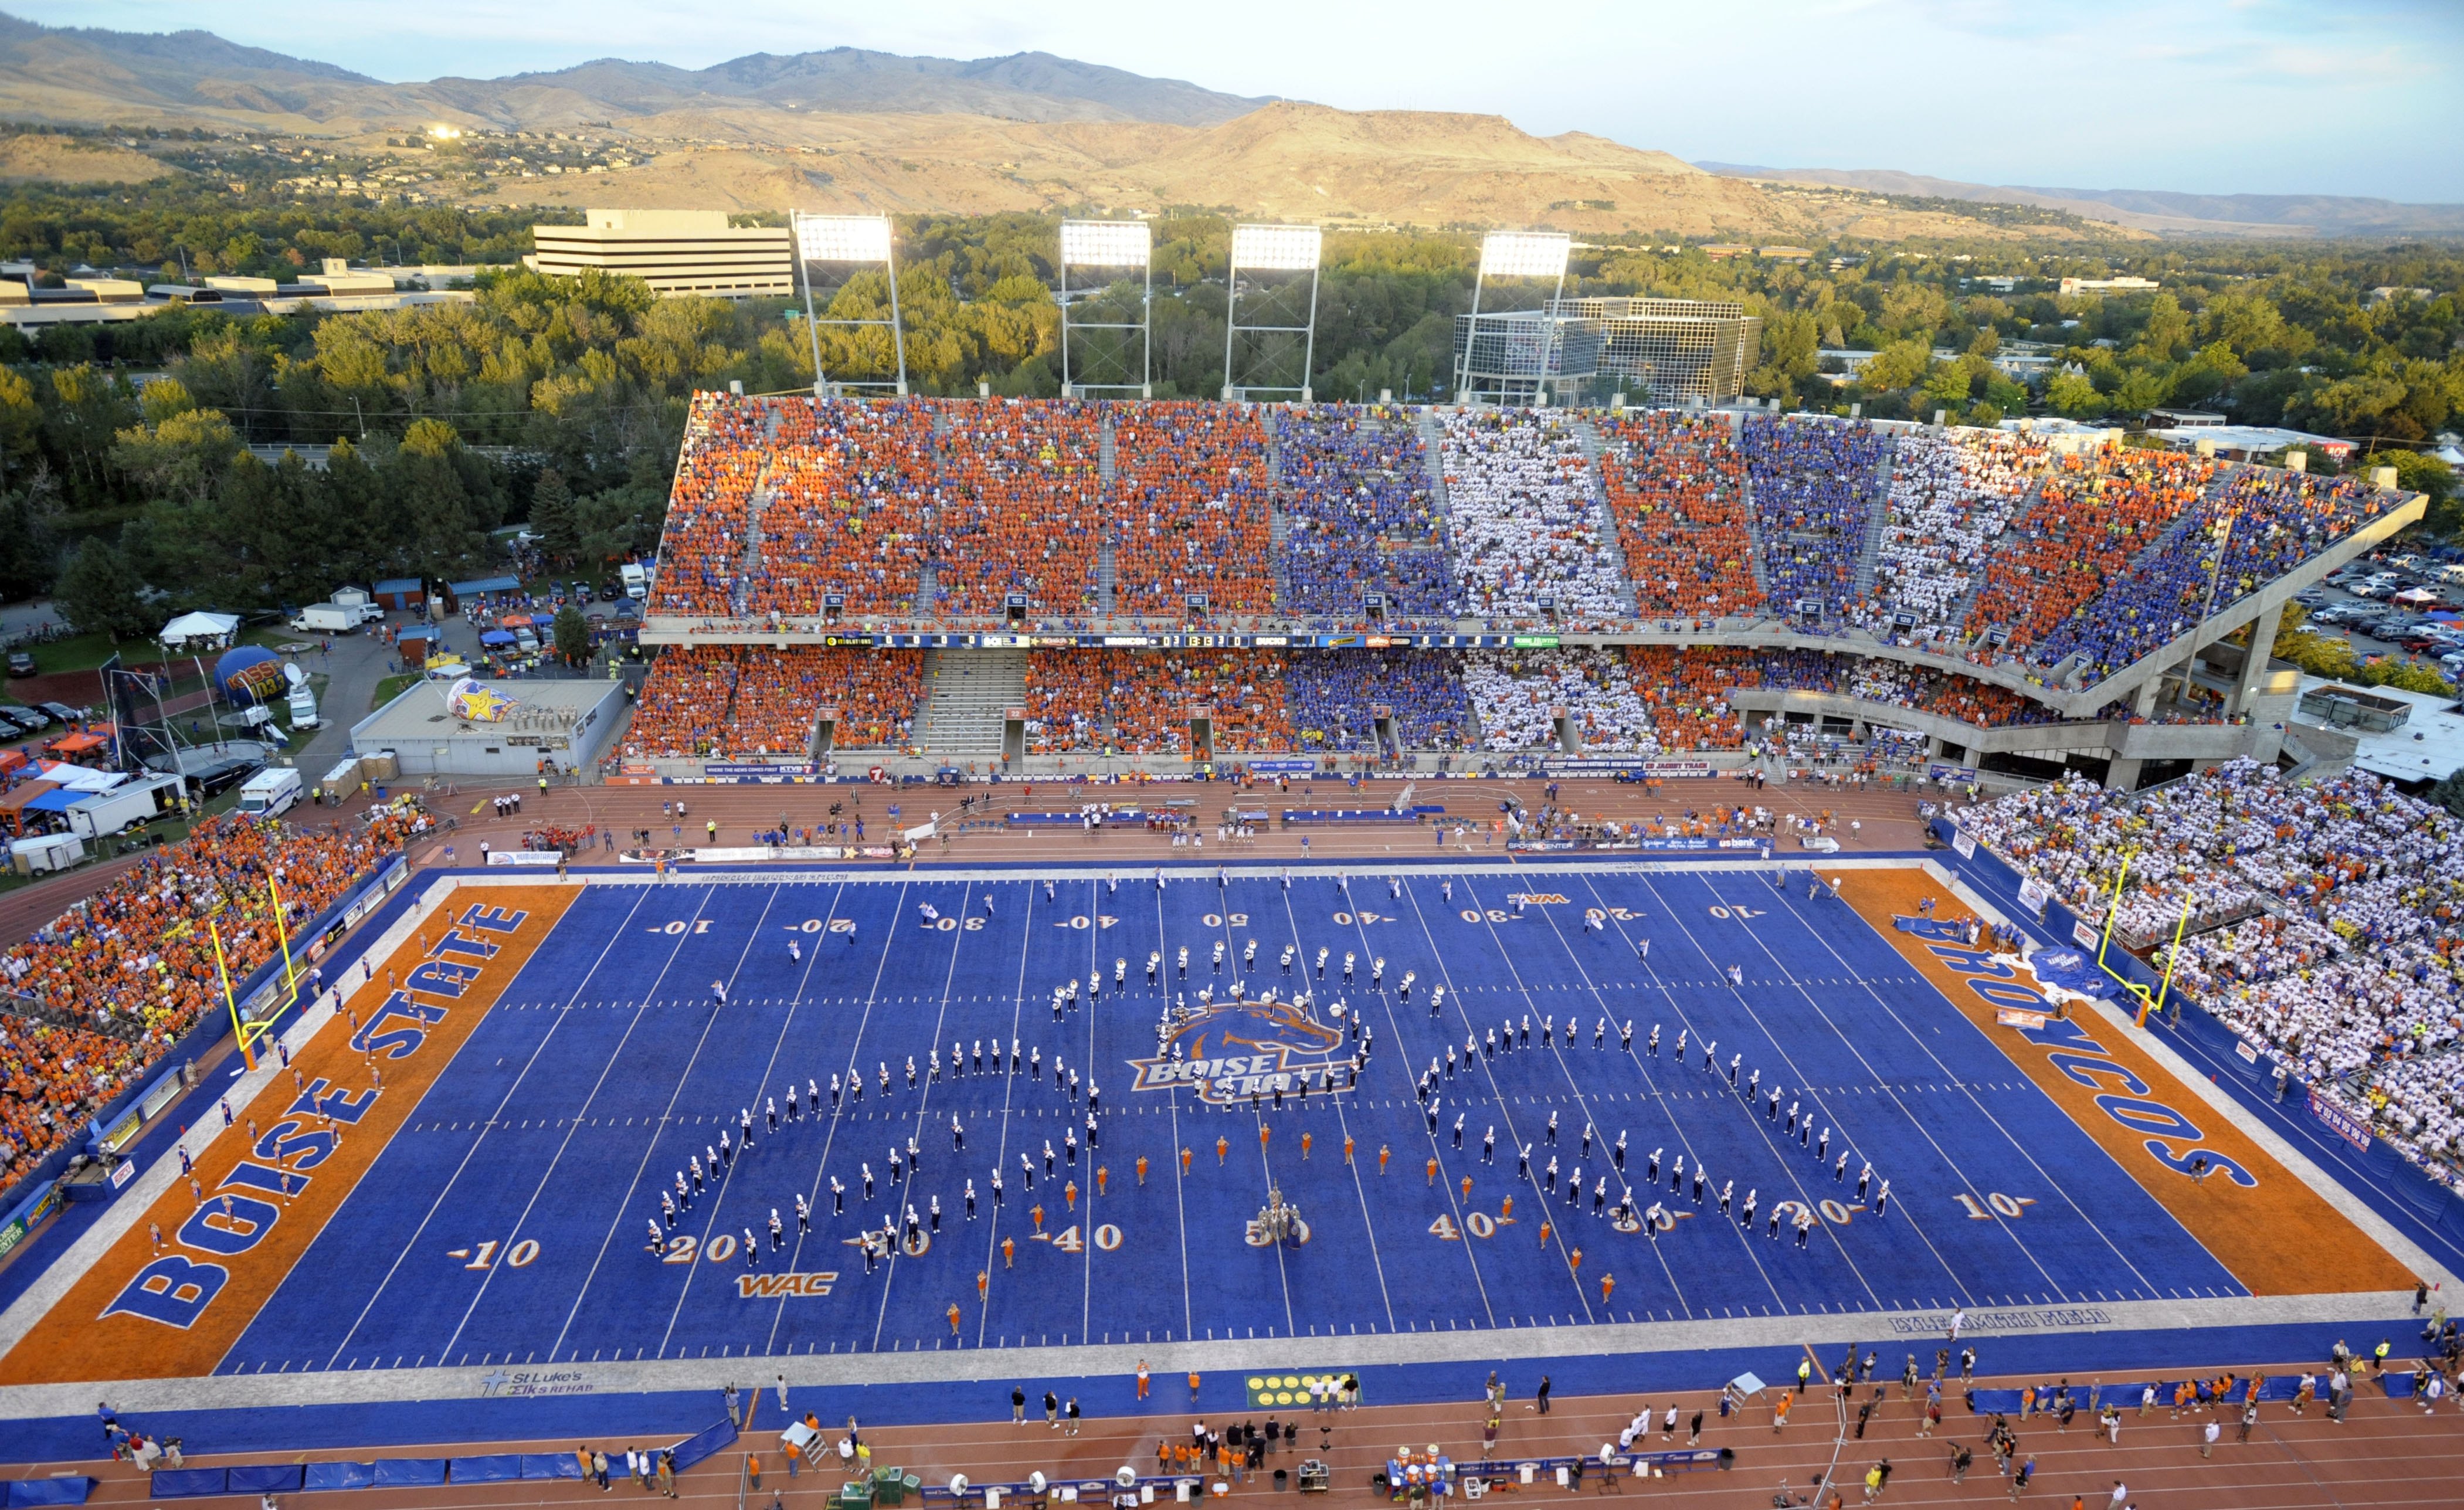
[793,212,907,396]
[1221,222,1322,402]
[1058,219,1152,399]
[1457,230,1572,405]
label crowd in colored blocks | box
[1439,410,1628,622]
[625,646,922,759]
[1743,415,1892,625]
[648,394,771,617]
[1274,406,1457,619]
[639,400,2405,706]
[1959,761,2464,1188]
[1111,404,1277,617]
[0,810,426,1180]
[1854,431,2049,640]
[931,402,1105,620]
[1597,412,1764,619]
[1964,447,2217,667]
[1024,650,1294,756]
[1284,649,1474,752]
[746,398,933,620]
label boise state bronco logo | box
[1128,994,1356,1105]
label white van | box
[235,766,303,819]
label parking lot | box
[2294,547,2464,680]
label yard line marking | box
[1733,872,2158,1299]
[1581,870,1895,1312]
[316,884,662,1371]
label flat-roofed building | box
[527,209,792,298]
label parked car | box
[36,701,80,725]
[0,714,26,741]
[0,704,50,730]
[4,651,32,677]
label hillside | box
[0,132,174,184]
[481,103,2100,242]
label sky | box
[18,0,2464,201]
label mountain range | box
[0,10,2450,240]
[1698,164,2464,240]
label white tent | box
[159,611,241,647]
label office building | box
[527,210,793,298]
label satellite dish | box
[1029,1472,1048,1494]
[283,661,309,689]
[951,1475,969,1495]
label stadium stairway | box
[1097,534,1118,616]
[1573,419,1642,619]
[1264,417,1293,606]
[1416,408,1452,524]
[729,472,776,619]
[916,647,1029,758]
[1846,439,1899,609]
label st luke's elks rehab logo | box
[1128,993,1357,1105]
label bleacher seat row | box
[626,643,2076,761]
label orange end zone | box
[1826,866,2415,1298]
[0,884,578,1385]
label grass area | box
[371,672,420,710]
[7,622,311,680]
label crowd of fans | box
[1110,404,1278,617]
[622,644,739,759]
[626,646,921,758]
[649,393,771,617]
[746,398,932,620]
[1958,761,2464,1190]
[1284,649,1474,753]
[1462,647,1662,752]
[1,809,425,1182]
[932,401,1105,620]
[1854,431,2049,642]
[1438,410,1628,622]
[1597,412,1764,619]
[641,401,2401,720]
[2040,463,2408,683]
[1742,415,1893,625]
[1964,447,2217,666]
[1273,406,1458,620]
[1024,650,1295,756]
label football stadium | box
[2,225,2459,1509]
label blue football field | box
[219,862,2248,1375]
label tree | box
[553,604,591,667]
[55,538,148,640]
[531,467,582,565]
[1858,338,1932,394]
[2046,371,2106,418]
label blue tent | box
[21,789,90,814]
[480,629,517,646]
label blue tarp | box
[6,1478,92,1506]
[305,1461,376,1492]
[22,788,97,813]
[147,1469,226,1498]
[371,1459,448,1487]
[448,576,521,596]
[227,1464,303,1494]
[667,1419,738,1474]
[521,1455,583,1481]
[450,1455,524,1483]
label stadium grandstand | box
[618,393,2422,790]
